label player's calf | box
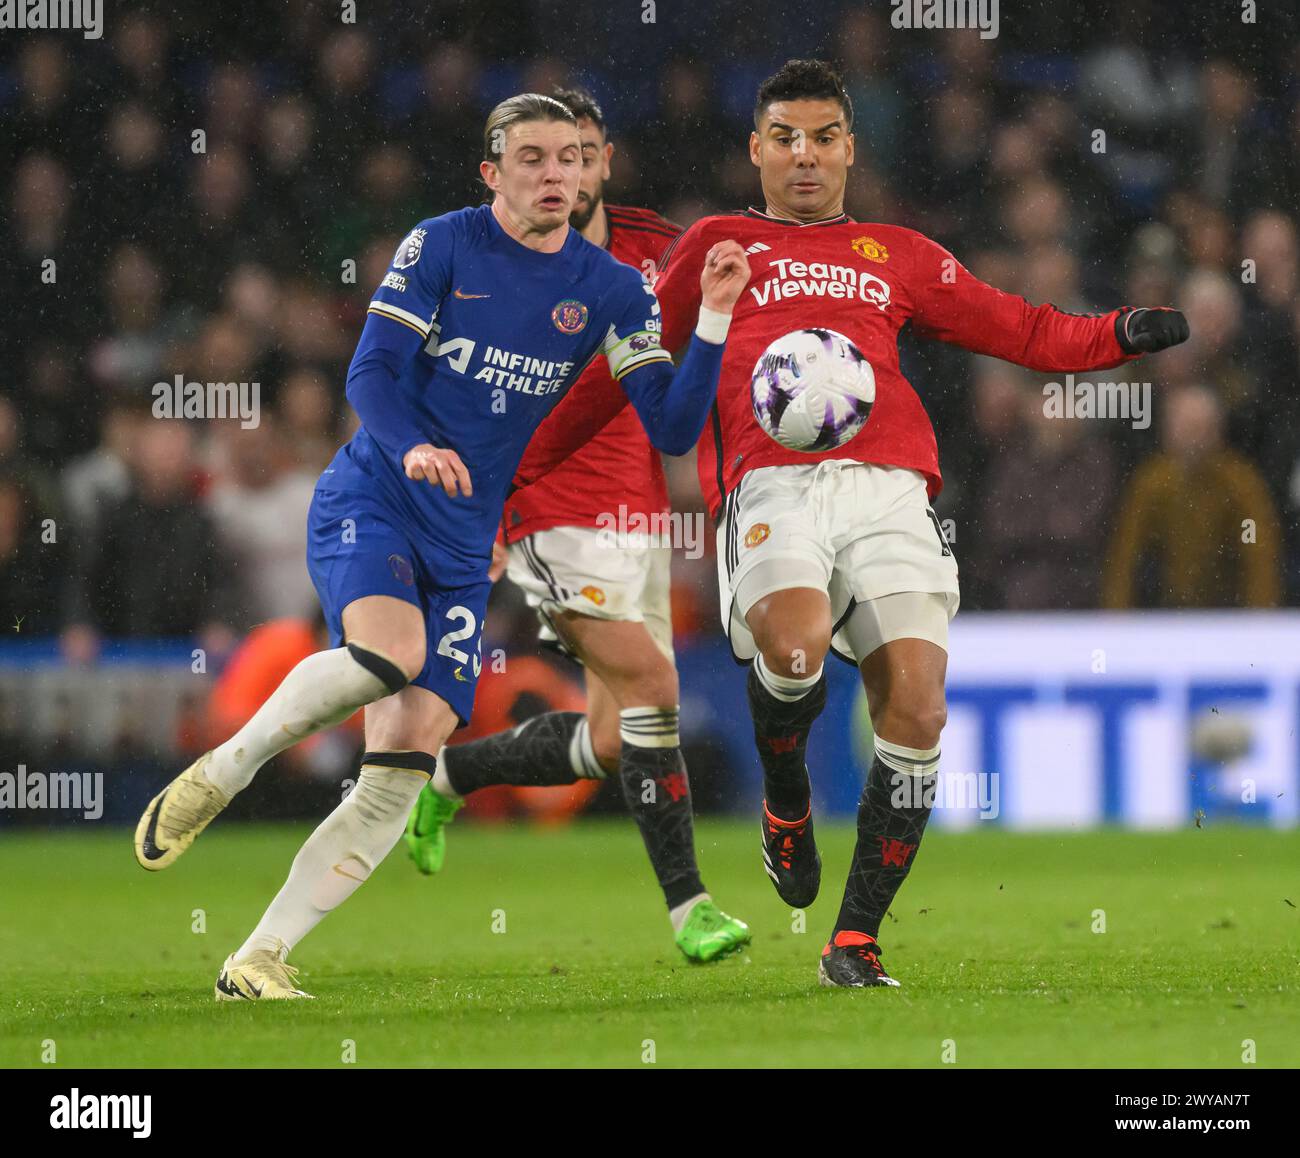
[824,733,940,988]
[745,588,831,820]
[746,652,828,907]
[617,706,705,910]
[226,750,437,993]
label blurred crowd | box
[3,0,1299,677]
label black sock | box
[834,754,936,938]
[442,711,604,795]
[746,661,827,820]
[617,707,705,911]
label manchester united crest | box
[580,584,607,606]
[744,523,770,548]
[851,236,889,263]
[551,299,589,334]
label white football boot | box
[133,752,231,870]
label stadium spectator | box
[277,367,340,471]
[977,390,1119,610]
[1103,385,1282,609]
[87,245,179,392]
[61,419,235,658]
[204,416,318,628]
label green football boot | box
[403,783,465,875]
[674,899,752,963]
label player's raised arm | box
[907,231,1189,372]
[344,217,472,495]
[513,240,749,487]
[608,240,750,454]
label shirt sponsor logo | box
[851,236,889,263]
[749,258,892,312]
[381,272,408,292]
[744,523,770,548]
[423,326,574,396]
[392,227,427,269]
[551,299,589,334]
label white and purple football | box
[750,328,876,452]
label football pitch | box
[1,820,1296,1068]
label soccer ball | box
[750,328,876,452]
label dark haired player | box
[518,61,1188,987]
[131,93,750,999]
[404,88,751,964]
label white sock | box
[669,891,710,934]
[204,646,396,796]
[755,653,823,702]
[234,761,428,960]
[430,748,459,799]
[874,734,941,777]
[569,718,607,779]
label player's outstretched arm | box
[513,241,749,487]
[612,240,750,454]
[908,232,1188,372]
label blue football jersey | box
[324,205,673,585]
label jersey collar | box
[744,206,852,227]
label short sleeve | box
[366,216,455,339]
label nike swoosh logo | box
[453,288,491,300]
[140,796,168,860]
[216,972,247,1000]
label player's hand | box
[488,537,509,583]
[403,443,472,497]
[700,240,751,313]
[1117,307,1190,355]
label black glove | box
[1116,306,1189,354]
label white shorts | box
[507,525,675,660]
[716,461,960,665]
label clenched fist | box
[700,240,751,314]
[403,443,472,497]
[1117,307,1190,355]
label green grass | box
[1,820,1297,1068]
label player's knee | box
[601,646,678,710]
[626,662,678,710]
[350,636,425,686]
[759,632,830,679]
[877,693,947,749]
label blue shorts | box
[306,487,491,726]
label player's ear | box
[602,140,613,181]
[749,131,761,168]
[845,132,855,168]
[479,159,500,192]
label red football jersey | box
[517,207,1140,520]
[504,205,680,542]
